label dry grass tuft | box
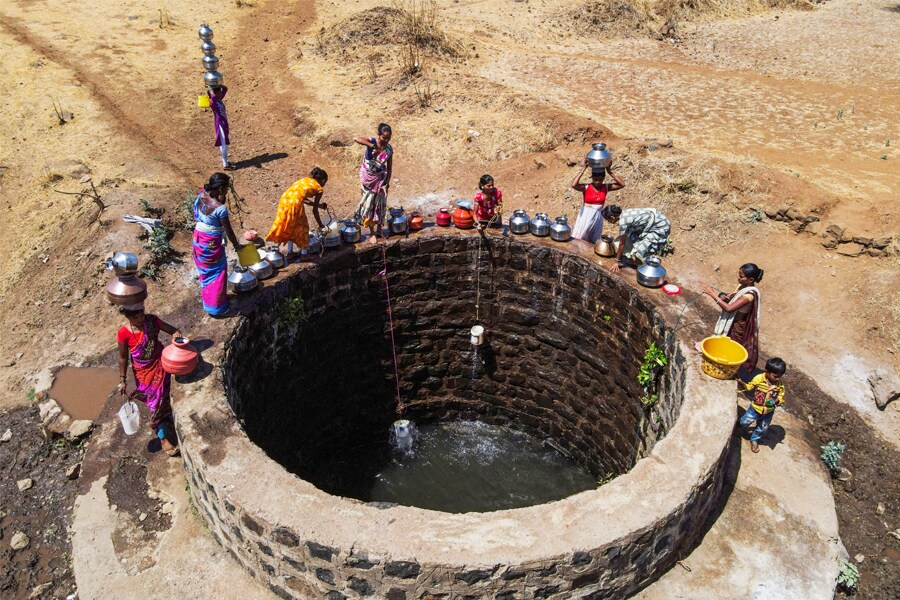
[561,0,815,38]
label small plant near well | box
[597,472,618,486]
[277,296,307,327]
[27,387,36,403]
[820,441,846,476]
[836,108,844,120]
[879,154,888,160]
[836,560,859,594]
[602,314,612,323]
[176,190,196,231]
[140,198,165,219]
[638,342,668,407]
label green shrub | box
[277,297,307,327]
[836,560,859,594]
[820,441,846,476]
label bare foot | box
[750,441,759,453]
[161,438,180,457]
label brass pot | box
[106,274,148,306]
[594,235,616,258]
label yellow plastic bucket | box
[198,94,210,109]
[700,336,748,380]
[237,244,261,267]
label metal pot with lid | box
[261,245,286,268]
[340,219,361,243]
[509,209,530,234]
[530,212,551,237]
[228,262,258,293]
[550,215,572,242]
[636,256,667,288]
[106,252,138,276]
[586,142,612,172]
[323,223,342,248]
[308,232,322,253]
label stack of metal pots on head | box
[198,24,223,89]
[106,252,148,306]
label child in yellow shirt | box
[737,357,786,453]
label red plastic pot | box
[436,208,452,227]
[161,337,199,375]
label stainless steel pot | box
[323,230,342,248]
[388,208,408,234]
[509,209,530,234]
[106,252,138,276]
[248,259,273,280]
[200,41,217,56]
[594,235,616,257]
[586,142,612,172]
[203,71,223,88]
[228,263,258,293]
[340,219,361,243]
[550,215,572,242]
[636,256,667,288]
[308,233,322,253]
[530,212,551,237]
[261,245,286,268]
[202,55,219,72]
[198,24,214,41]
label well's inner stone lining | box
[225,237,684,500]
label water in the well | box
[48,366,120,420]
[368,420,597,513]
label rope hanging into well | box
[379,238,404,414]
[473,210,500,324]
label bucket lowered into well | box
[470,325,485,346]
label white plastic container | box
[470,325,485,346]
[118,401,140,435]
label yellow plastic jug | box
[237,244,261,267]
[198,94,210,109]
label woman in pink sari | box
[116,303,182,456]
[353,123,393,243]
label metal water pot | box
[106,274,147,306]
[308,232,322,253]
[261,245,286,268]
[203,71,223,88]
[106,252,138,276]
[323,224,342,248]
[200,41,217,56]
[228,263,258,293]
[388,208,408,234]
[550,215,572,242]
[530,212,551,237]
[594,235,616,257]
[340,220,361,243]
[202,55,219,72]
[248,259,273,280]
[586,142,612,172]
[198,24,214,41]
[636,256,667,288]
[509,209,530,234]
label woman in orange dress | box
[265,167,328,256]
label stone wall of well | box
[175,232,736,600]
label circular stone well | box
[175,233,736,600]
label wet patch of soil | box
[0,406,83,600]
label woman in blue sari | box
[192,173,243,316]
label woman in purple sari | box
[353,123,393,243]
[208,85,235,171]
[192,173,244,316]
[116,303,182,456]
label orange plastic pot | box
[409,212,424,231]
[161,337,199,375]
[453,206,474,229]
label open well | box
[176,233,736,599]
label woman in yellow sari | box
[265,167,328,256]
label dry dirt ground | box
[0,0,897,597]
